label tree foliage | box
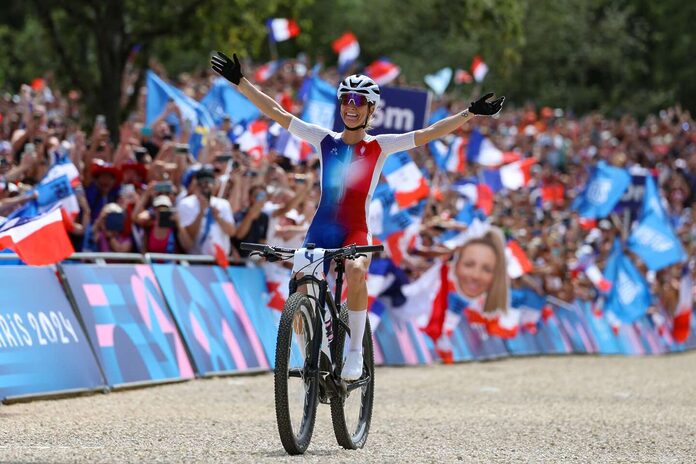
[0,0,694,128]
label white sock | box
[348,309,367,352]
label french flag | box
[454,69,473,84]
[585,263,613,294]
[466,128,520,167]
[453,178,493,215]
[0,208,74,266]
[471,55,488,82]
[274,128,313,163]
[364,58,401,86]
[332,32,360,72]
[383,151,430,208]
[447,136,468,173]
[262,262,291,311]
[236,119,269,164]
[266,18,300,42]
[672,264,693,344]
[486,308,520,339]
[254,60,280,83]
[506,240,533,279]
[482,158,536,192]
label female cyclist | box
[211,51,504,380]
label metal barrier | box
[0,251,245,266]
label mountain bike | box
[240,242,383,455]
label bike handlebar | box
[240,242,384,259]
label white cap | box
[153,195,172,208]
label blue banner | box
[153,264,270,375]
[301,75,337,129]
[0,267,104,401]
[201,78,261,126]
[225,266,279,369]
[572,161,631,219]
[333,85,430,135]
[604,239,653,323]
[62,265,194,387]
[145,70,215,131]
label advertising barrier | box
[62,264,194,388]
[225,266,279,369]
[0,259,694,404]
[0,266,104,402]
[153,264,269,375]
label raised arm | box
[211,52,293,129]
[413,93,505,147]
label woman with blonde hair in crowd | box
[453,228,509,315]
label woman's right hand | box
[211,51,243,85]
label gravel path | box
[1,352,695,463]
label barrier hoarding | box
[225,266,279,369]
[153,264,269,375]
[0,266,104,401]
[62,264,194,387]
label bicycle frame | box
[287,246,349,398]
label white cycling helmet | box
[337,74,380,107]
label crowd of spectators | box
[0,59,693,313]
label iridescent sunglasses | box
[339,92,368,107]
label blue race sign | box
[333,85,430,135]
[0,266,104,401]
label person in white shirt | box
[177,166,236,257]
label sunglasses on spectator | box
[339,93,368,107]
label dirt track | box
[1,352,695,463]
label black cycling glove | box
[469,92,505,116]
[211,51,243,85]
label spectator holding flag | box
[210,50,504,380]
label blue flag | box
[627,175,685,270]
[638,174,666,221]
[511,287,546,311]
[300,76,336,129]
[146,71,215,130]
[604,238,652,323]
[200,78,261,126]
[572,161,631,218]
[36,175,73,208]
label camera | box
[155,181,174,193]
[174,143,189,155]
[157,209,176,228]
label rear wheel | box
[330,305,375,449]
[274,293,319,455]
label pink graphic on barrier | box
[575,322,596,353]
[413,324,433,364]
[83,283,108,306]
[95,323,115,347]
[190,312,211,355]
[132,265,194,378]
[221,282,270,368]
[221,320,248,370]
[392,318,418,364]
[624,326,646,355]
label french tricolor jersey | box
[288,117,416,247]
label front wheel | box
[330,306,375,449]
[274,293,319,455]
